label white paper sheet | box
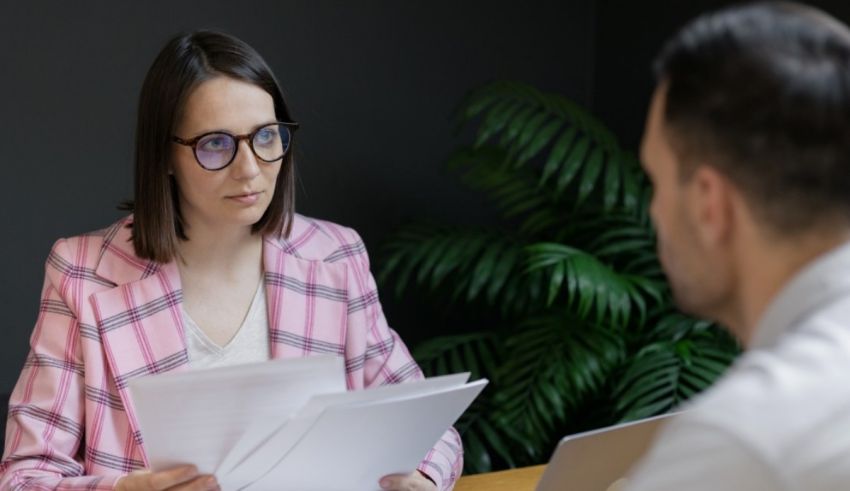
[218,372,472,477]
[129,355,485,491]
[233,379,488,491]
[128,355,346,474]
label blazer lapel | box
[89,219,190,463]
[91,260,189,390]
[263,230,350,360]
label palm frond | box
[455,81,645,215]
[614,314,739,421]
[525,242,646,327]
[411,332,519,474]
[492,314,624,460]
[447,146,558,222]
[380,226,489,295]
[413,332,503,382]
[455,396,527,474]
[380,226,550,315]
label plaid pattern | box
[1,215,463,490]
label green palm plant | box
[379,81,740,474]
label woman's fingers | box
[169,475,220,491]
[379,471,437,491]
[116,465,218,491]
[149,466,200,489]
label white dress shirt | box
[625,241,850,491]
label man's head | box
[642,2,850,333]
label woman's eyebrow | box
[251,120,279,130]
[185,120,279,136]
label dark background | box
[2,0,849,401]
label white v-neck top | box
[182,281,271,369]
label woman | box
[0,31,461,491]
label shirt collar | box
[751,240,850,350]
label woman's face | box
[171,76,281,235]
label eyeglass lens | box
[195,123,292,170]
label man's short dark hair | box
[654,1,850,233]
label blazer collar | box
[93,214,331,286]
[93,218,155,285]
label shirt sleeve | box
[342,227,463,490]
[0,239,122,490]
[624,416,785,491]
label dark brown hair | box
[129,30,296,262]
[654,1,850,233]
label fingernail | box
[379,478,391,489]
[205,477,218,490]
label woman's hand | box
[116,465,219,491]
[379,470,438,491]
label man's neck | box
[728,228,850,347]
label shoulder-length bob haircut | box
[129,30,296,263]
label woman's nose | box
[230,139,261,179]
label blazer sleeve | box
[341,227,464,490]
[0,239,121,490]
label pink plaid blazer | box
[0,215,462,490]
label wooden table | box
[454,465,546,491]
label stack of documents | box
[128,355,486,490]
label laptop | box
[535,412,678,491]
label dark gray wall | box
[0,1,596,393]
[592,0,850,150]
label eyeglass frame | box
[172,121,300,171]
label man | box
[625,2,850,490]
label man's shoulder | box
[627,330,850,491]
[693,335,850,423]
[677,320,850,473]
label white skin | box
[117,76,435,490]
[640,81,850,344]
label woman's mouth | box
[227,191,261,204]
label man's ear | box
[688,165,734,247]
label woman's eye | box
[200,135,232,152]
[255,128,278,145]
